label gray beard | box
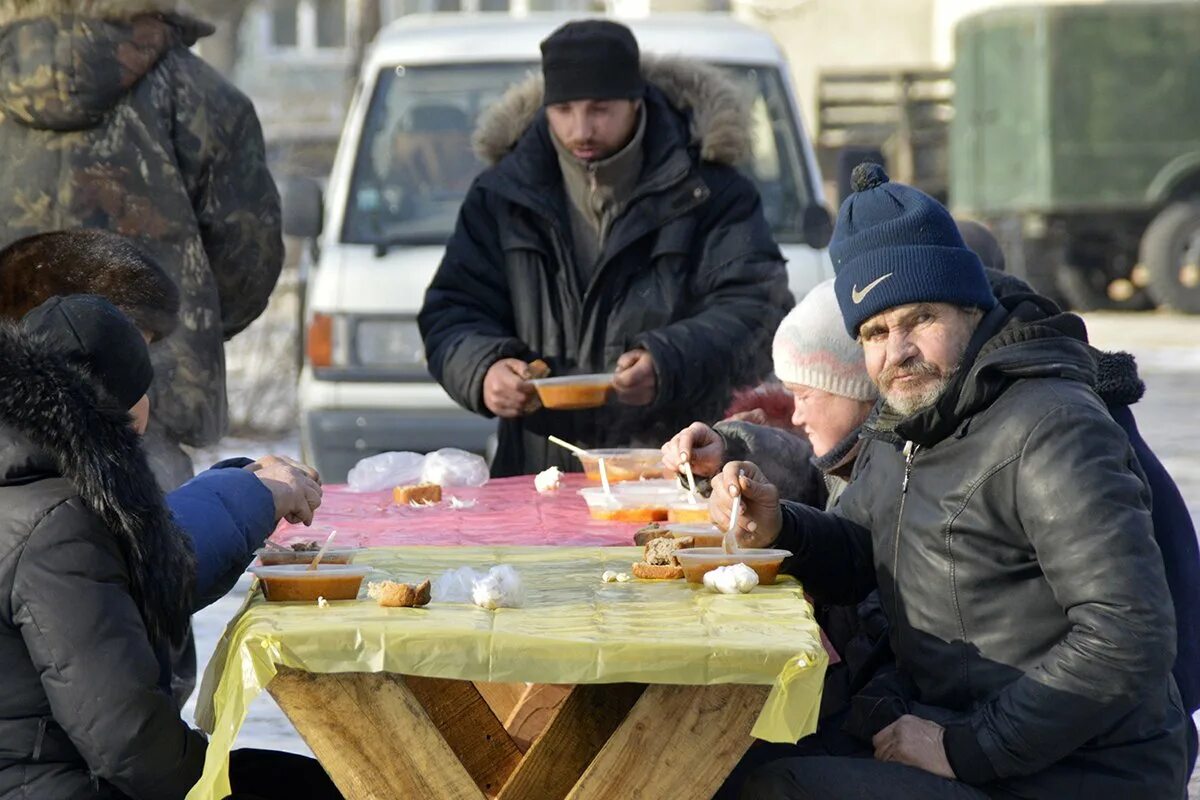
[882,368,958,417]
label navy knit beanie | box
[831,163,995,337]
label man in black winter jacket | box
[419,20,791,477]
[711,165,1188,799]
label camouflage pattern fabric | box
[0,4,283,447]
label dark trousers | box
[739,755,990,800]
[223,749,342,800]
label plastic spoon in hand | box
[682,460,699,505]
[723,469,746,554]
[306,531,337,571]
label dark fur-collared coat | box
[0,321,205,799]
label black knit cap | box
[541,20,644,106]
[21,295,153,410]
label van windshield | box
[342,61,813,248]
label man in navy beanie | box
[707,164,1188,798]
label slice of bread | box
[643,535,694,566]
[373,580,432,608]
[394,483,443,505]
[633,523,670,547]
[525,359,552,380]
[631,562,685,580]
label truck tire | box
[1141,201,1200,314]
[1056,262,1154,312]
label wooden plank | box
[474,681,529,723]
[269,669,485,800]
[405,675,524,798]
[565,684,770,800]
[497,683,645,800]
[503,683,573,751]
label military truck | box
[951,2,1200,314]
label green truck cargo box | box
[953,2,1200,214]
[951,2,1200,313]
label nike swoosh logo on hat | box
[851,273,894,304]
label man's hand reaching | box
[708,461,783,548]
[483,358,539,418]
[613,349,657,406]
[248,455,323,526]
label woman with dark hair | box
[0,295,339,800]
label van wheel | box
[1055,261,1154,312]
[1141,201,1200,314]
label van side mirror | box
[281,175,324,239]
[801,204,834,249]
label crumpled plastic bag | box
[432,565,524,609]
[420,448,490,488]
[347,451,425,493]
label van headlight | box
[354,317,429,374]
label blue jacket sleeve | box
[166,464,275,609]
[1110,404,1200,713]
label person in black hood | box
[0,296,340,799]
[711,165,1187,799]
[0,229,324,709]
[419,19,792,477]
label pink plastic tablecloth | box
[268,472,842,663]
[269,473,644,548]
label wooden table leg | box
[503,683,573,751]
[497,684,645,800]
[269,669,487,800]
[405,676,524,797]
[563,684,770,800]
[474,681,528,723]
[473,681,574,753]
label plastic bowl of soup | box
[661,522,724,548]
[579,485,684,523]
[575,448,665,483]
[667,501,711,524]
[531,375,613,410]
[255,546,362,567]
[674,548,792,586]
[250,564,371,602]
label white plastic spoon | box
[306,531,338,571]
[723,469,746,555]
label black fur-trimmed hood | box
[473,55,751,167]
[983,268,1146,408]
[1093,349,1145,407]
[0,321,193,647]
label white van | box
[284,12,834,482]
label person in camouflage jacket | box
[0,0,283,489]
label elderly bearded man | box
[710,164,1188,800]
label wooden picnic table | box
[187,479,829,800]
[269,671,770,800]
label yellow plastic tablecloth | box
[188,546,828,800]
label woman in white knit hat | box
[662,279,877,506]
[675,281,890,799]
